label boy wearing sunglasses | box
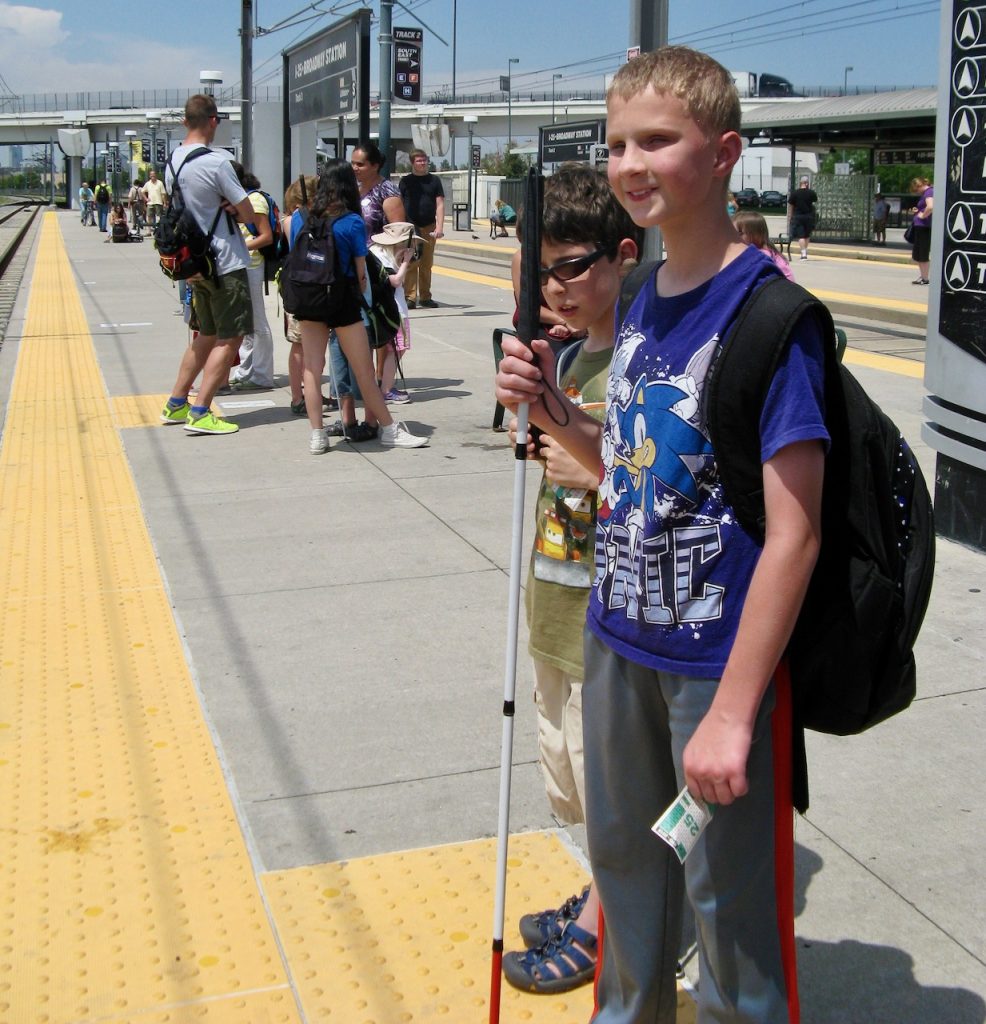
[496,47,828,1023]
[502,163,642,996]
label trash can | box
[454,201,471,232]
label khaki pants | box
[405,222,436,302]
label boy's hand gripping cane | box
[489,167,543,1023]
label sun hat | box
[370,221,424,246]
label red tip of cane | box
[489,947,503,1024]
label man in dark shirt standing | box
[787,175,818,261]
[399,150,445,308]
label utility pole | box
[379,0,393,167]
[241,0,253,169]
[630,0,669,53]
[630,0,669,261]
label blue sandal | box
[502,920,598,994]
[518,886,589,948]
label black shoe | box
[406,300,417,309]
[419,299,438,308]
[344,421,378,442]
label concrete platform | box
[0,211,983,1023]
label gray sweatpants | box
[583,630,799,1024]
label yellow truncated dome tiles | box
[0,215,300,1023]
[0,216,695,1024]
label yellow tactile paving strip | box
[0,215,300,1023]
[261,832,696,1024]
[111,393,173,429]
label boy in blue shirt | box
[496,46,828,1022]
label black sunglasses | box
[539,248,608,286]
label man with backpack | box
[158,93,257,436]
[95,180,111,232]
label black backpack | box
[96,184,109,204]
[361,250,402,349]
[155,148,224,282]
[619,267,935,747]
[280,211,340,322]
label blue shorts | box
[328,333,361,400]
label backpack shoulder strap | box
[616,259,659,331]
[165,146,212,202]
[705,275,836,542]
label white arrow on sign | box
[956,9,981,49]
[947,251,972,290]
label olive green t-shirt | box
[525,343,611,677]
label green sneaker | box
[184,410,239,435]
[160,401,190,425]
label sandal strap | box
[522,921,598,981]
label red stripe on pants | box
[771,660,801,1024]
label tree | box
[817,148,933,193]
[479,148,530,177]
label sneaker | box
[184,411,238,435]
[230,379,272,391]
[419,299,438,308]
[379,421,428,448]
[799,254,808,261]
[310,428,330,454]
[384,388,411,404]
[160,401,190,425]
[327,420,345,436]
[406,300,417,309]
[290,399,307,415]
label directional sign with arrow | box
[940,2,986,359]
[393,26,423,103]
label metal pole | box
[379,0,393,168]
[467,121,473,217]
[630,0,669,262]
[630,0,669,53]
[507,58,518,153]
[507,67,512,153]
[451,0,457,167]
[282,53,291,199]
[241,0,253,169]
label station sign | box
[285,12,369,128]
[471,144,482,170]
[155,139,167,165]
[539,119,607,165]
[393,26,423,103]
[939,2,986,361]
[141,139,151,163]
[875,149,935,165]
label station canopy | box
[740,88,937,153]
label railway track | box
[0,200,43,346]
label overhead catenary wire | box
[426,0,938,96]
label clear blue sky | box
[0,1,941,101]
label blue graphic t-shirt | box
[587,246,829,676]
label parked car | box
[734,188,760,208]
[760,189,787,208]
